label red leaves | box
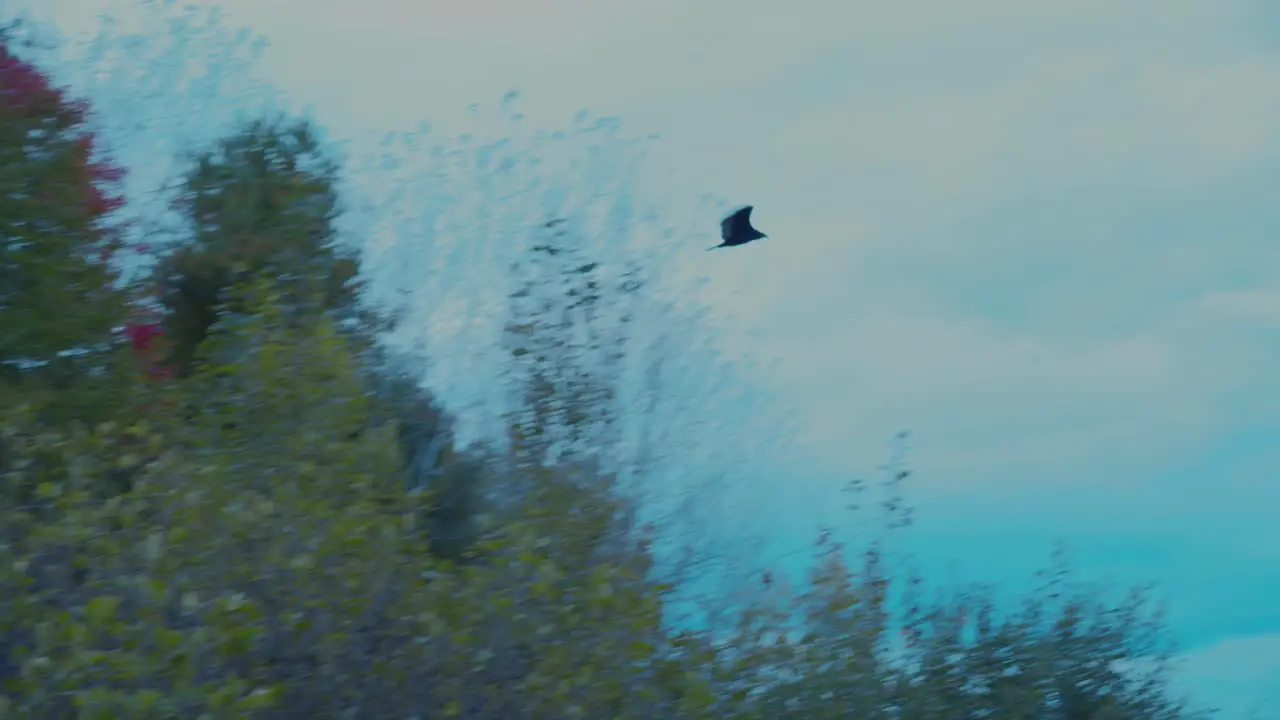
[2,40,127,218]
[125,323,164,351]
[72,135,127,216]
[123,322,175,381]
[0,44,75,119]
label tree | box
[0,279,719,718]
[152,114,359,375]
[0,32,134,418]
[151,113,487,562]
[0,339,1210,717]
[707,471,1208,720]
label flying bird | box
[708,205,767,250]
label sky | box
[10,0,1280,715]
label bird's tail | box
[706,244,722,251]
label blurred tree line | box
[0,27,1211,719]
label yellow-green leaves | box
[83,595,121,627]
[34,481,61,500]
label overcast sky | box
[13,0,1280,715]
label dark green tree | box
[153,113,486,562]
[0,32,134,417]
[152,115,359,374]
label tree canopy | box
[0,31,134,421]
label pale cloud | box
[757,305,1241,487]
[659,0,1280,496]
[760,268,1279,485]
[765,35,1280,237]
[1198,288,1280,326]
[300,0,619,43]
[1176,634,1280,719]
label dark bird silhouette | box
[708,205,767,250]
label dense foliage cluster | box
[0,29,134,424]
[0,35,1210,718]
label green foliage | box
[716,539,1206,720]
[154,114,359,374]
[0,278,718,718]
[152,109,479,561]
[0,269,1210,719]
[359,359,486,564]
[0,37,134,423]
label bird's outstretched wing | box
[728,205,755,239]
[720,212,735,241]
